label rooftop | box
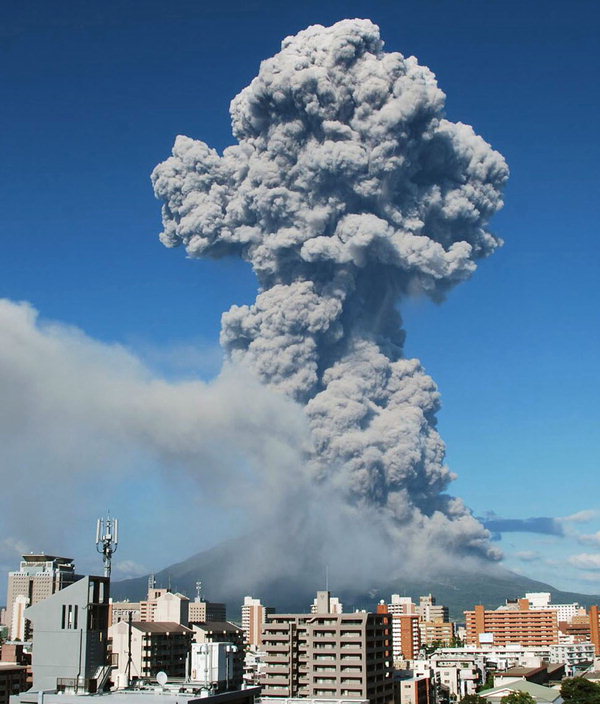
[191,621,242,633]
[130,622,193,634]
[21,554,73,564]
[18,687,260,704]
[481,680,563,703]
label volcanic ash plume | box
[152,19,508,562]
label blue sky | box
[1,0,599,597]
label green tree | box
[561,677,600,704]
[500,692,535,704]
[479,673,494,692]
[459,695,487,704]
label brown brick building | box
[465,600,558,647]
[590,605,600,655]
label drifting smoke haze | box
[152,19,508,579]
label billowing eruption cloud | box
[152,19,508,565]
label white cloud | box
[113,560,149,579]
[515,550,540,562]
[560,510,599,524]
[568,553,600,571]
[578,531,600,546]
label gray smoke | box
[152,19,508,564]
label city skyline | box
[1,0,599,599]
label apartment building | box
[417,596,448,624]
[398,676,432,704]
[465,600,558,647]
[559,614,590,643]
[261,592,393,704]
[110,621,193,687]
[6,554,80,640]
[590,605,600,655]
[525,593,584,623]
[241,597,274,648]
[387,596,417,617]
[378,603,420,661]
[396,615,421,661]
[428,652,484,699]
[139,587,169,622]
[419,621,455,647]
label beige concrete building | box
[387,596,417,616]
[154,592,189,626]
[419,621,455,647]
[109,600,141,625]
[311,594,343,614]
[416,595,448,623]
[139,587,169,622]
[261,592,393,704]
[189,600,227,624]
[242,596,274,648]
[6,554,79,641]
[109,621,193,688]
[398,676,432,704]
[137,586,198,626]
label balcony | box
[265,644,290,653]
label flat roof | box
[18,687,260,704]
[21,555,73,563]
[130,622,193,634]
[191,621,242,633]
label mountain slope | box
[111,539,599,620]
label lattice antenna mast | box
[195,580,203,602]
[96,513,118,578]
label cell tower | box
[96,513,118,578]
[195,580,202,602]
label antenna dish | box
[156,671,168,686]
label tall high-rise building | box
[396,615,421,660]
[261,592,394,704]
[417,595,448,623]
[6,554,80,641]
[589,605,600,656]
[241,596,274,648]
[387,595,417,616]
[465,600,559,647]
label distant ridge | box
[111,539,600,620]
